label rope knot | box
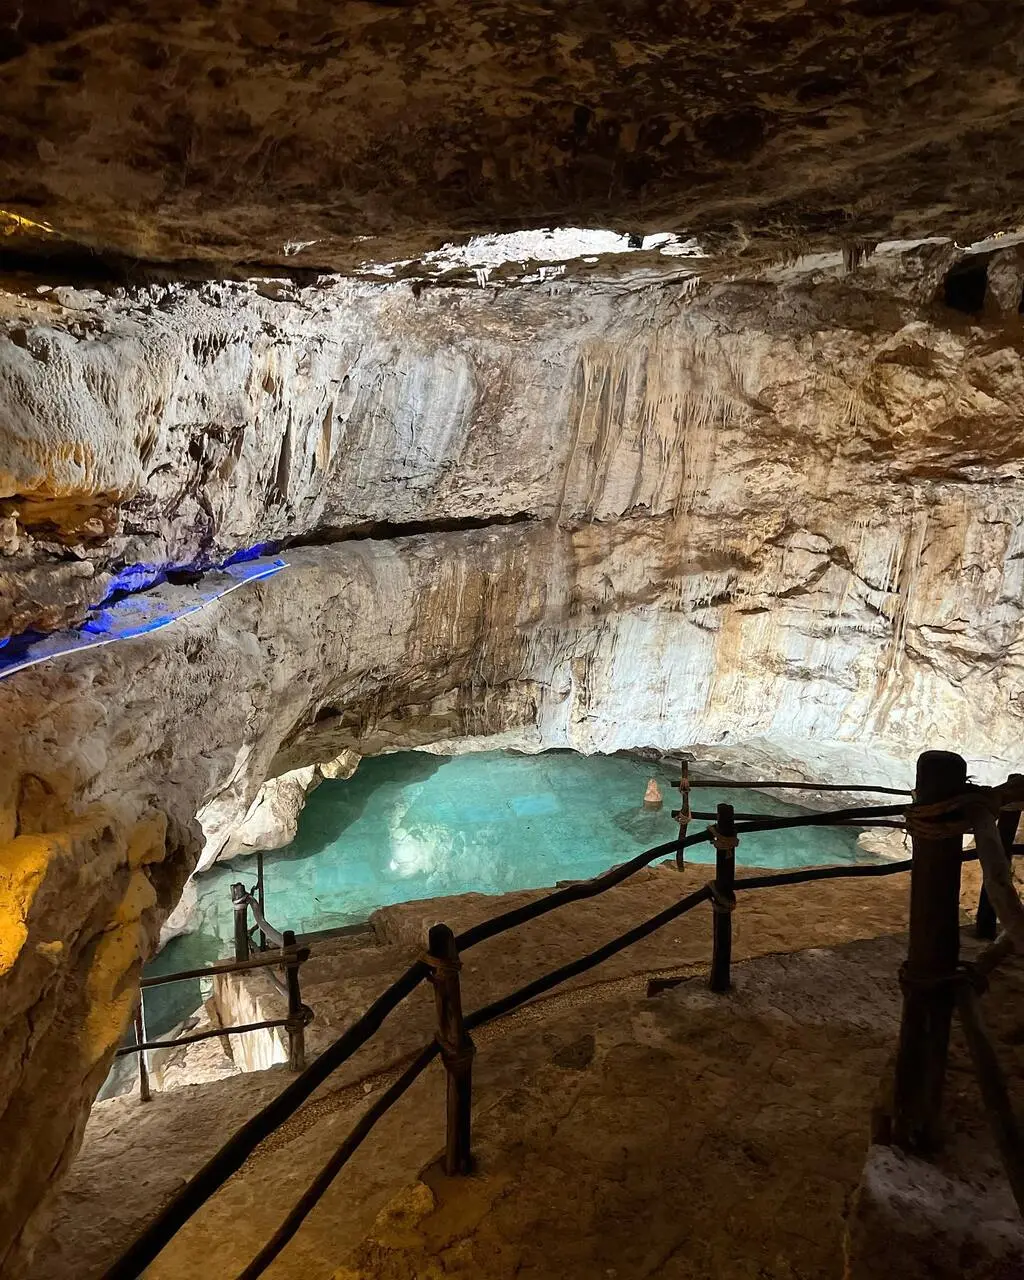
[897,961,958,995]
[708,823,739,852]
[706,880,737,914]
[904,787,1002,840]
[422,952,462,979]
[435,1037,476,1070]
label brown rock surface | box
[23,865,915,1279]
[2,11,1024,1261]
[845,944,1024,1280]
[25,928,929,1280]
[1,3,1023,272]
[20,870,911,1280]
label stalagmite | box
[643,779,664,810]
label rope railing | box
[242,892,285,950]
[117,1019,296,1057]
[686,779,913,795]
[124,913,311,1099]
[101,756,1024,1280]
[686,807,906,827]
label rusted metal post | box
[676,759,691,870]
[427,923,475,1175]
[892,749,966,1154]
[231,882,250,963]
[282,929,306,1072]
[256,850,267,952]
[134,999,151,1103]
[709,802,737,993]
[975,809,1018,940]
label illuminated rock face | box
[5,236,1024,642]
[4,240,1024,1267]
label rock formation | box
[4,238,1024,1265]
[2,2,1024,1268]
[2,2,1024,274]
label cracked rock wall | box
[3,241,1024,1267]
[5,237,1024,637]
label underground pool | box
[139,749,885,1042]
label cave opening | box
[942,258,989,313]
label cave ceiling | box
[1,0,1023,280]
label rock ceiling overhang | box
[1,0,1023,278]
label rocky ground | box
[27,928,1024,1279]
[8,237,1024,1266]
[22,861,1021,1280]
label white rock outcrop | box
[3,241,1024,1268]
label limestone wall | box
[3,243,1024,1268]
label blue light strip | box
[0,555,288,681]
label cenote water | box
[142,750,878,1040]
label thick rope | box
[421,952,463,977]
[435,1039,475,1070]
[964,801,1024,952]
[973,932,1017,981]
[905,775,1024,836]
[707,881,737,914]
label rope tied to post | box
[708,823,739,852]
[706,880,737,914]
[905,775,1024,836]
[897,961,960,995]
[422,951,463,979]
[706,823,738,915]
[287,1004,315,1029]
[905,775,1024,956]
[434,1036,475,1070]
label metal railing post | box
[427,923,475,1175]
[231,882,250,963]
[282,929,306,1072]
[709,802,737,993]
[975,808,1018,939]
[891,749,966,1154]
[134,998,151,1103]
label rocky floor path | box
[27,863,1015,1280]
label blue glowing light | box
[0,553,288,681]
[222,542,279,567]
[100,563,166,603]
[94,542,281,611]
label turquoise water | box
[144,750,874,1036]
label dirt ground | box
[23,862,1021,1280]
